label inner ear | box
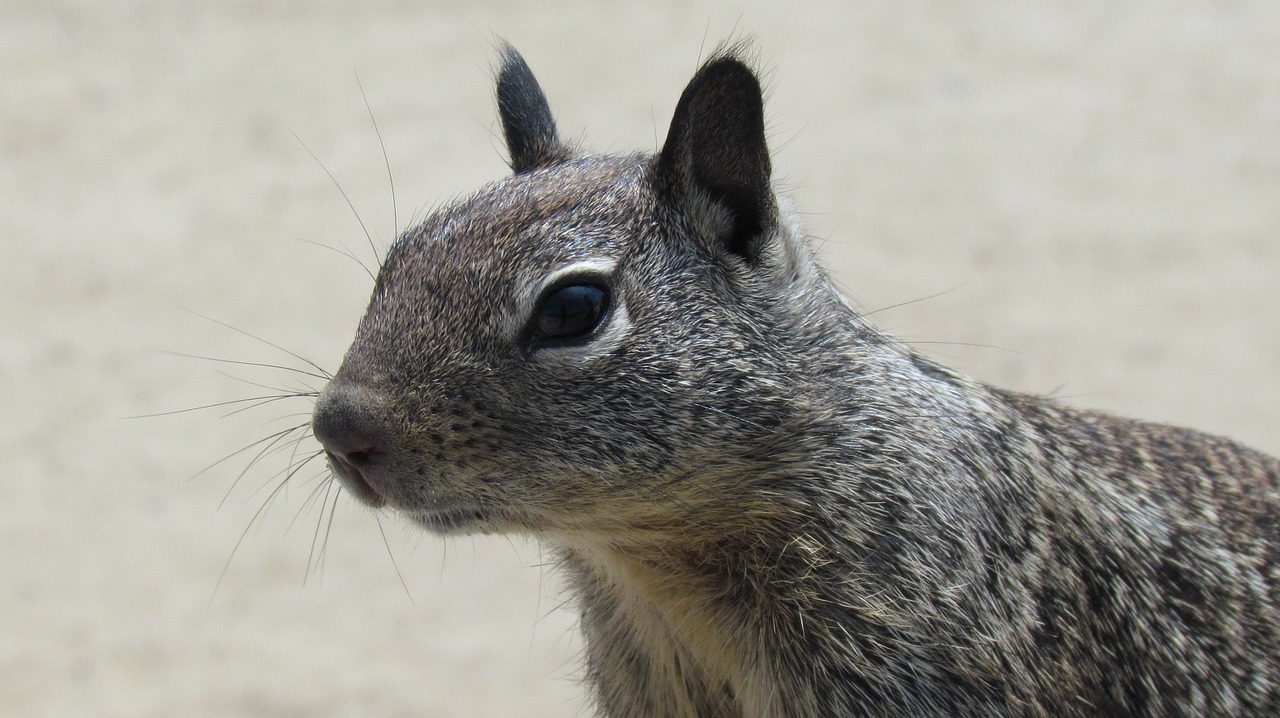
[495,44,571,173]
[658,53,774,263]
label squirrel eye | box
[533,283,609,342]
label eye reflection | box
[535,284,609,341]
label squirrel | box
[309,44,1280,717]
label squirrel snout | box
[312,384,391,508]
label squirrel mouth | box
[324,451,389,509]
[323,449,487,532]
[410,505,488,534]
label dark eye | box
[532,283,609,343]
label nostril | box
[323,446,382,473]
[347,448,371,464]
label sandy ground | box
[3,2,1278,716]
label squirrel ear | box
[496,45,571,173]
[658,54,774,263]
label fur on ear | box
[658,51,775,263]
[496,44,571,173]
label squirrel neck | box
[552,355,1039,716]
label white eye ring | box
[522,260,629,361]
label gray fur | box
[310,46,1280,717]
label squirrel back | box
[310,45,1280,717]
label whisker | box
[127,393,310,420]
[212,453,313,603]
[192,422,305,488]
[211,376,318,403]
[286,470,340,542]
[304,469,338,584]
[376,515,415,603]
[306,481,343,586]
[211,391,316,420]
[356,71,397,257]
[147,348,332,382]
[321,486,344,582]
[891,338,1018,354]
[232,432,320,508]
[859,284,965,320]
[210,369,319,398]
[292,130,379,261]
[184,309,333,380]
[297,237,376,283]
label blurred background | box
[3,1,1277,716]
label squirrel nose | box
[312,383,391,508]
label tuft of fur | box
[309,46,1280,717]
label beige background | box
[3,2,1278,716]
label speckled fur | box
[311,46,1280,717]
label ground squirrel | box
[309,45,1280,717]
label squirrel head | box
[312,45,848,539]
